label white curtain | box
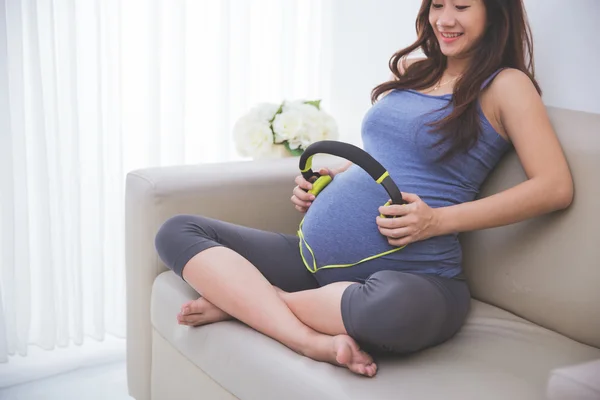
[0,0,333,366]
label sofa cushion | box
[461,108,600,349]
[546,359,600,400]
[151,271,600,400]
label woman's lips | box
[439,32,464,43]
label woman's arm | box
[434,69,574,235]
[332,161,353,176]
[377,69,574,246]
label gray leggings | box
[154,214,471,355]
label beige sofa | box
[125,107,600,400]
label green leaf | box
[269,102,284,142]
[284,142,304,156]
[304,99,321,110]
[269,102,284,124]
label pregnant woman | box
[154,0,573,377]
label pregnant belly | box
[299,168,435,269]
[299,167,461,271]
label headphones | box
[298,140,407,215]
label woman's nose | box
[436,9,457,28]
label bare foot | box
[177,297,232,326]
[332,335,378,377]
[178,287,284,326]
[304,334,377,377]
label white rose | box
[281,102,339,149]
[280,102,316,149]
[232,115,275,157]
[249,102,280,122]
[283,101,317,115]
[272,108,304,143]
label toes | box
[350,361,376,377]
[189,297,211,314]
[188,299,203,314]
[178,313,203,326]
[331,335,379,378]
[181,297,209,315]
[355,361,377,377]
[360,351,374,365]
[355,364,366,375]
[177,314,189,325]
[366,363,377,377]
[180,300,195,315]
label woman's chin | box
[440,48,468,60]
[441,50,458,58]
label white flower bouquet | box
[233,99,339,159]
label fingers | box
[318,167,334,178]
[377,226,412,241]
[376,214,415,229]
[378,203,413,218]
[291,191,314,210]
[376,214,415,245]
[401,192,420,203]
[292,175,316,213]
[295,175,313,192]
[290,170,336,213]
[377,222,413,246]
[387,235,412,247]
[293,184,314,200]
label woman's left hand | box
[376,193,440,247]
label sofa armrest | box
[125,155,342,399]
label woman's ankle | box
[293,331,333,359]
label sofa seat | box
[150,271,600,400]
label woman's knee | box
[342,270,455,354]
[154,214,216,272]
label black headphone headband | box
[299,140,406,205]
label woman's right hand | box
[291,168,335,213]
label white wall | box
[328,0,421,144]
[329,0,600,145]
[525,0,600,114]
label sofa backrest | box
[461,106,600,349]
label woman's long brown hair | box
[371,0,541,160]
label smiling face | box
[429,0,488,59]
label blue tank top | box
[299,70,512,283]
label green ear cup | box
[308,175,332,196]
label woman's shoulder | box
[489,68,534,87]
[482,68,542,140]
[485,68,540,112]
